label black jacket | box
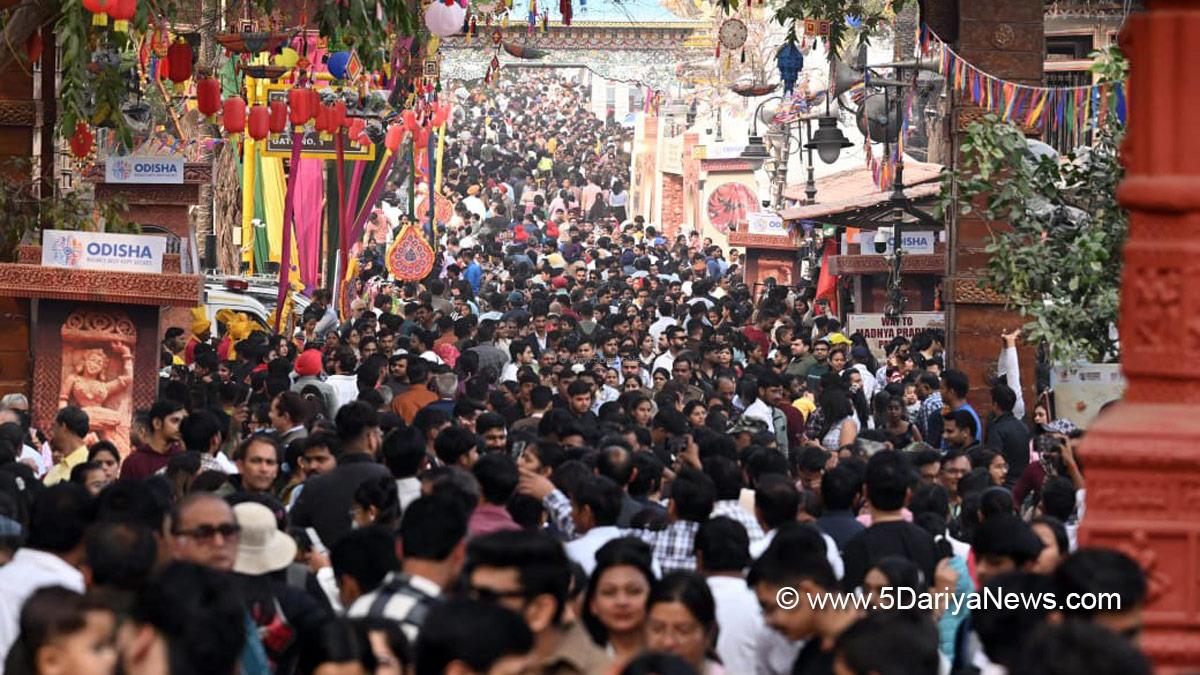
[986,412,1030,488]
[289,453,391,547]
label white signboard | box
[105,156,184,184]
[42,230,166,274]
[846,312,945,361]
[747,212,788,237]
[694,142,753,160]
[661,136,683,175]
[1050,363,1126,429]
[859,229,936,256]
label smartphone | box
[305,527,328,557]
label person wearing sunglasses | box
[167,493,241,572]
[465,530,611,674]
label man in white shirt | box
[749,475,844,580]
[564,476,625,576]
[697,517,766,675]
[0,484,89,666]
[651,325,686,376]
[326,349,362,414]
[742,373,784,435]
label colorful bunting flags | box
[918,24,1127,139]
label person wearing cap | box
[231,501,329,671]
[185,309,212,365]
[290,349,337,420]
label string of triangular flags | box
[918,23,1127,135]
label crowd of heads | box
[0,72,1152,675]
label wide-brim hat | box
[233,502,298,576]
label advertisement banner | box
[105,156,184,184]
[846,312,945,361]
[42,230,166,274]
[746,212,788,237]
[859,230,936,256]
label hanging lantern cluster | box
[83,0,136,29]
[83,0,136,32]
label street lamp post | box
[744,96,827,210]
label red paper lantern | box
[81,0,113,26]
[69,122,93,159]
[166,38,193,88]
[196,77,221,119]
[432,100,451,127]
[108,0,137,32]
[315,103,332,138]
[401,109,418,134]
[348,118,366,145]
[222,96,246,134]
[384,124,404,152]
[413,125,430,149]
[331,101,348,130]
[247,105,269,141]
[287,87,312,127]
[268,100,288,137]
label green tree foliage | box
[947,48,1128,365]
[770,0,905,51]
[0,159,137,262]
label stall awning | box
[780,160,944,222]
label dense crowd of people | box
[0,73,1152,675]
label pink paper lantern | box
[424,1,466,38]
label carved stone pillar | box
[1077,4,1200,670]
[943,0,1041,412]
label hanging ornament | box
[69,122,93,159]
[718,18,747,52]
[248,105,269,141]
[81,0,113,27]
[385,123,405,152]
[326,51,352,79]
[288,87,312,129]
[777,42,804,94]
[273,47,300,69]
[331,101,348,133]
[560,0,572,26]
[386,224,436,281]
[542,12,548,33]
[348,118,366,146]
[196,77,221,121]
[424,2,466,38]
[528,0,537,33]
[222,96,246,134]
[268,100,288,139]
[108,0,137,33]
[315,103,333,140]
[741,48,745,63]
[166,38,193,92]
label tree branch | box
[0,0,59,72]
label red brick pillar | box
[1077,4,1200,670]
[943,0,1040,412]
